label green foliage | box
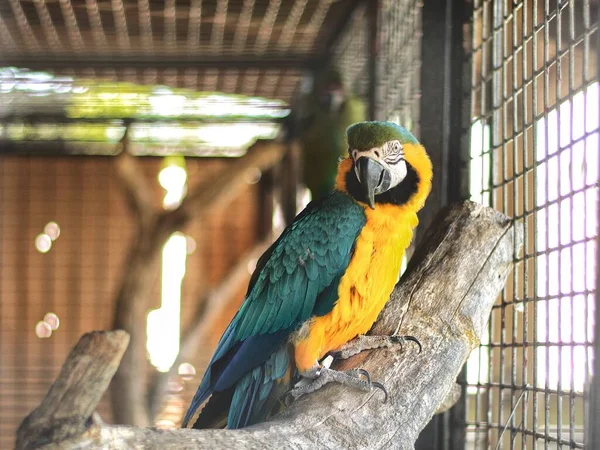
[66,82,290,121]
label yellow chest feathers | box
[294,203,418,371]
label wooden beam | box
[2,55,317,71]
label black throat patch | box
[345,162,420,206]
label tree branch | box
[19,201,522,449]
[114,128,155,227]
[16,331,130,450]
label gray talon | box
[283,391,294,407]
[403,335,422,353]
[371,381,388,403]
[390,335,422,353]
[354,368,371,383]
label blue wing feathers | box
[184,191,366,429]
[227,345,292,429]
[214,332,287,392]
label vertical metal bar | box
[491,0,506,446]
[367,0,380,121]
[542,2,551,448]
[449,0,474,447]
[417,0,471,448]
[0,129,4,449]
[567,1,576,446]
[483,2,493,447]
[520,0,530,446]
[531,0,540,444]
[582,2,593,445]
[418,0,470,242]
[555,0,564,445]
[586,1,600,447]
[510,1,520,444]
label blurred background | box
[0,1,598,449]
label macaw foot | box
[285,366,388,405]
[330,334,422,360]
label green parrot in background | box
[291,68,367,201]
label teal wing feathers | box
[183,190,366,428]
[234,190,366,340]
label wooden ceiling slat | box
[0,0,364,102]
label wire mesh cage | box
[376,0,422,132]
[331,0,422,132]
[331,2,370,100]
[463,0,598,448]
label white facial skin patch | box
[351,140,408,193]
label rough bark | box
[110,139,285,426]
[16,331,130,450]
[17,201,522,449]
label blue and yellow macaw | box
[183,121,433,429]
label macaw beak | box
[355,157,386,209]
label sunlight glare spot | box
[35,234,52,253]
[35,321,52,338]
[178,362,196,381]
[44,221,61,240]
[44,312,60,330]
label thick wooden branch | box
[114,128,156,226]
[19,201,522,449]
[16,331,129,450]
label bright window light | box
[534,83,598,393]
[129,122,280,150]
[465,84,599,394]
[465,120,492,392]
[147,232,187,372]
[158,164,187,210]
[469,120,491,207]
[146,160,189,372]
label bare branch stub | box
[17,201,522,449]
[16,331,130,450]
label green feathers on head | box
[346,121,419,150]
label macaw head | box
[340,121,432,210]
[317,68,345,113]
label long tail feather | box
[194,343,295,429]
